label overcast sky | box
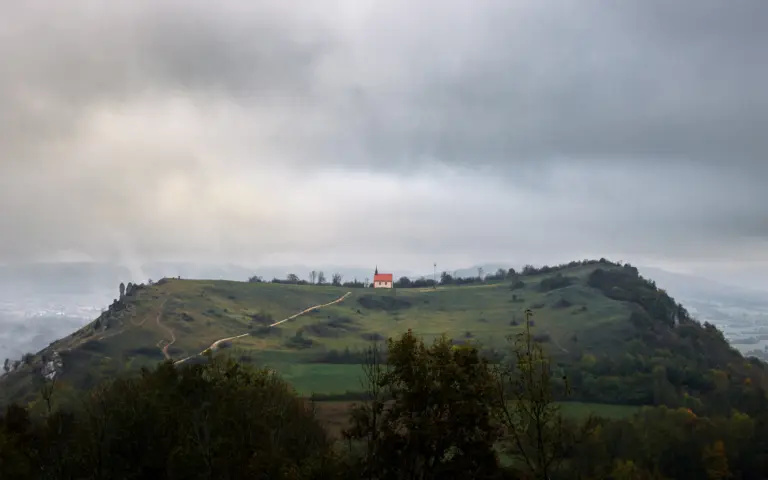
[2,0,768,288]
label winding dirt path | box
[152,299,173,359]
[173,292,352,366]
[548,334,569,354]
[267,292,351,327]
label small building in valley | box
[373,266,393,289]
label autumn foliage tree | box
[702,440,731,480]
[494,309,596,480]
[344,330,503,479]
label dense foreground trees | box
[0,358,349,479]
[3,314,768,478]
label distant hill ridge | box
[1,258,765,418]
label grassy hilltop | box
[0,259,761,417]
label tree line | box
[248,259,628,290]
[250,267,518,289]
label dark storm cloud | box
[306,0,768,172]
[0,0,767,273]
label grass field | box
[271,363,364,395]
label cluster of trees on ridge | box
[2,311,767,479]
[249,258,625,289]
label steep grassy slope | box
[0,261,760,410]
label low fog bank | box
[0,291,110,363]
[0,314,89,364]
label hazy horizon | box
[2,258,767,296]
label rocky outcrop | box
[40,351,63,381]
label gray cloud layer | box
[1,0,767,284]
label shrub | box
[539,274,576,292]
[553,298,573,309]
[285,331,313,349]
[356,295,412,311]
[360,332,386,342]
